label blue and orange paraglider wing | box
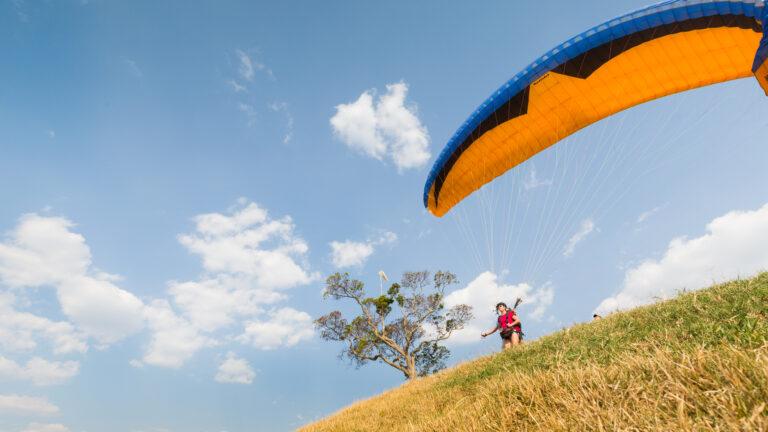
[424,0,767,218]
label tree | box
[314,270,473,382]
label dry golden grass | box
[299,273,768,432]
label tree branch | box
[353,294,406,358]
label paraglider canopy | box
[424,0,768,218]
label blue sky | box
[2,1,768,431]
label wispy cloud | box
[636,206,662,224]
[330,81,431,172]
[235,49,254,81]
[235,49,274,82]
[20,422,70,432]
[229,49,279,128]
[11,0,28,22]
[238,103,258,126]
[227,80,247,93]
[563,219,595,257]
[417,228,432,239]
[269,102,294,143]
[0,355,79,386]
[0,394,59,416]
[123,59,143,77]
[524,166,553,190]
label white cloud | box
[21,423,70,432]
[0,204,317,378]
[0,292,87,355]
[0,354,22,376]
[143,200,317,367]
[142,300,212,369]
[47,131,55,138]
[563,219,595,257]
[597,202,768,314]
[0,214,91,288]
[57,276,144,344]
[215,352,255,384]
[376,232,397,245]
[329,231,397,269]
[0,214,144,345]
[0,395,59,416]
[168,275,284,332]
[329,241,373,268]
[0,356,79,386]
[168,278,243,331]
[331,91,381,157]
[237,307,314,350]
[443,271,554,345]
[330,81,430,172]
[22,358,79,386]
[177,202,316,290]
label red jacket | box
[497,310,520,332]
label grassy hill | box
[298,272,768,431]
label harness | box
[498,310,522,339]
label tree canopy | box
[314,270,472,381]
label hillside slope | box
[299,272,768,431]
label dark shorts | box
[500,328,524,340]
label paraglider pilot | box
[481,300,522,350]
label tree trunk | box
[405,354,418,381]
